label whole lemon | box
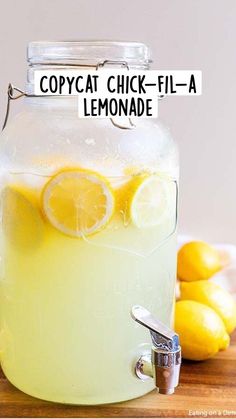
[175,300,229,361]
[177,241,221,281]
[180,280,236,334]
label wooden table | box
[1,332,236,418]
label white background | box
[0,0,235,243]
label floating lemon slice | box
[128,174,174,228]
[2,186,44,249]
[42,169,115,237]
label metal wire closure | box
[1,60,164,131]
[96,60,136,129]
[2,84,26,130]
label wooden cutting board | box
[1,332,236,418]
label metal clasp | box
[95,59,135,130]
[2,60,136,131]
[2,84,26,130]
[2,60,165,131]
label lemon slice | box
[129,174,173,228]
[2,186,44,249]
[42,169,115,237]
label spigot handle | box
[131,305,181,395]
[131,305,179,351]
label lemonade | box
[0,166,177,404]
[0,40,179,404]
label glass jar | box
[0,41,179,404]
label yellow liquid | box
[0,172,177,404]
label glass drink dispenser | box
[0,41,180,404]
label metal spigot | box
[131,305,181,395]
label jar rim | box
[27,40,152,66]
